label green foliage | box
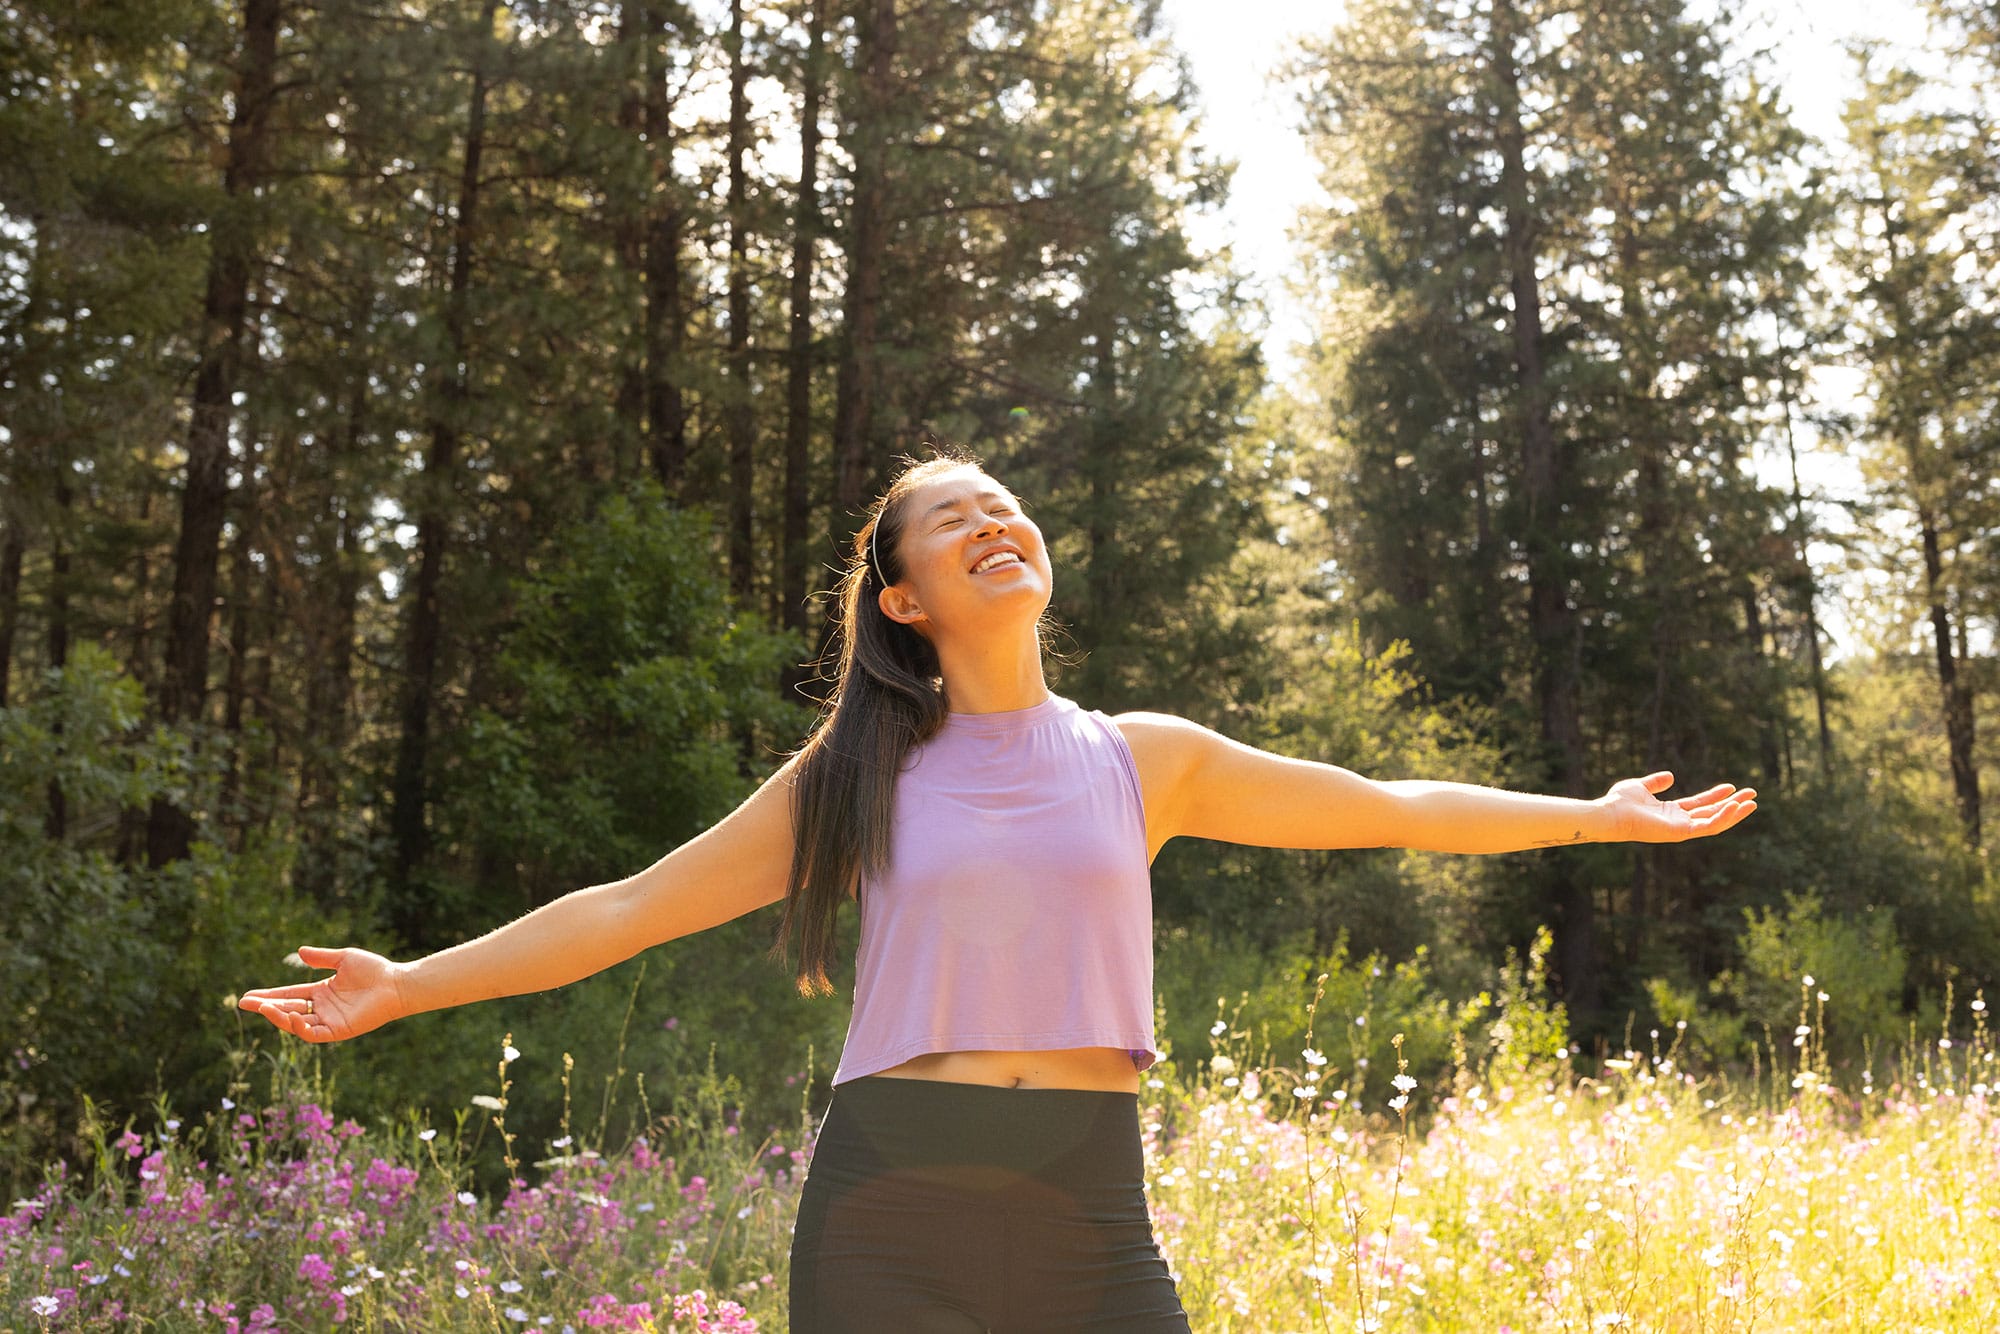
[1157,926,1486,1111]
[0,649,357,1194]
[1717,891,1908,1069]
[443,489,811,915]
[1483,926,1571,1089]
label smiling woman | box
[239,441,1755,1333]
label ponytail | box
[768,448,974,996]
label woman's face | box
[879,465,1052,639]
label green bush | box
[1715,890,1907,1069]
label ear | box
[878,583,927,627]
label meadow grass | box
[4,981,1996,1332]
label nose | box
[972,510,1010,538]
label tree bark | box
[725,0,755,599]
[1492,0,1597,1021]
[389,0,500,943]
[0,525,20,708]
[1780,367,1833,774]
[46,465,70,842]
[149,0,280,868]
[644,0,688,494]
[612,2,650,482]
[833,0,896,517]
[781,0,826,700]
[1922,511,1981,849]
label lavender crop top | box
[830,693,1162,1085]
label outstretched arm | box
[238,756,801,1043]
[1115,712,1756,855]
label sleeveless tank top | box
[830,693,1162,1086]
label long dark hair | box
[768,445,1058,997]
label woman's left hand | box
[1601,771,1757,843]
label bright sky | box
[1154,0,1945,661]
[1155,0,1930,379]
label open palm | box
[1603,771,1757,843]
[237,945,406,1043]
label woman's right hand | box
[237,945,407,1043]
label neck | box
[933,627,1050,715]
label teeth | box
[973,552,1021,573]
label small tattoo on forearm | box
[1533,830,1586,847]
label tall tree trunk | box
[390,0,499,944]
[781,0,826,701]
[149,0,280,868]
[1922,511,1981,849]
[644,0,688,493]
[1781,368,1832,774]
[221,455,258,830]
[612,2,650,481]
[1740,588,1782,787]
[0,525,20,708]
[1492,0,1597,1022]
[151,0,278,858]
[833,0,896,517]
[297,371,366,900]
[725,0,755,599]
[45,464,70,842]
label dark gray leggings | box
[788,1074,1193,1332]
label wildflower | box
[1303,1048,1328,1067]
[459,1191,477,1206]
[472,1096,505,1111]
[552,1135,572,1149]
[1974,999,1987,1012]
[501,1280,524,1294]
[1803,974,1814,987]
[1392,1074,1416,1092]
[1210,1020,1227,1037]
[1389,1094,1409,1112]
[1210,1056,1236,1077]
[419,1128,437,1142]
[1355,1015,1366,1027]
[503,1045,521,1063]
[31,1296,59,1317]
[1940,1038,1953,1051]
[505,1305,531,1321]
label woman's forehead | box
[903,466,1017,511]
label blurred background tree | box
[3,0,1998,1193]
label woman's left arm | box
[1114,712,1757,855]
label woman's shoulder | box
[1104,709,1211,772]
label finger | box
[1672,783,1735,808]
[239,984,318,1006]
[1640,771,1675,794]
[296,945,347,971]
[1690,798,1757,836]
[257,1001,329,1043]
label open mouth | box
[970,550,1025,574]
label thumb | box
[1639,771,1674,795]
[296,945,346,971]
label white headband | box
[868,514,884,583]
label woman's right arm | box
[238,755,801,1043]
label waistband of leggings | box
[809,1074,1146,1203]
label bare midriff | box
[868,1046,1142,1092]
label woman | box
[240,448,1757,1332]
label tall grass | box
[4,975,1996,1331]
